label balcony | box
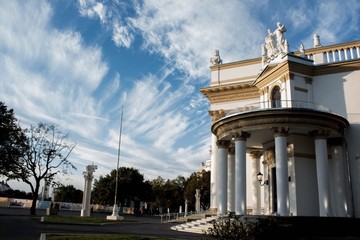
[212,100,348,144]
[225,100,332,117]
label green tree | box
[92,167,152,210]
[0,102,28,176]
[7,123,76,215]
[149,175,186,213]
[54,185,83,203]
[184,170,211,211]
[0,189,32,199]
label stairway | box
[170,216,217,234]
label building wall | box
[312,69,360,217]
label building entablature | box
[211,108,349,143]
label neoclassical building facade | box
[201,24,360,218]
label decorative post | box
[81,164,97,217]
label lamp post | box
[107,105,124,221]
[257,172,269,186]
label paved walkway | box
[0,207,205,240]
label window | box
[271,85,281,108]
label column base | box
[207,207,218,216]
[106,215,124,220]
[80,209,89,217]
[106,204,124,221]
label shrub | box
[205,215,278,240]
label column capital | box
[209,109,226,123]
[272,127,289,137]
[233,131,251,141]
[216,140,231,149]
[310,129,329,139]
[249,150,262,159]
[228,144,235,155]
[264,148,275,165]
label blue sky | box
[1,0,359,192]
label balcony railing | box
[304,41,360,65]
[225,100,331,116]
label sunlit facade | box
[201,31,360,218]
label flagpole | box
[107,105,124,220]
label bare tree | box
[8,123,76,215]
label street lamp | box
[257,172,269,186]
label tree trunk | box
[30,186,39,215]
[30,193,38,215]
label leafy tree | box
[149,176,166,212]
[54,185,82,203]
[92,167,152,209]
[7,123,76,215]
[0,189,33,199]
[149,175,186,213]
[184,170,211,211]
[0,102,28,176]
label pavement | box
[0,207,206,240]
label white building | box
[201,23,360,218]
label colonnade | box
[211,127,341,217]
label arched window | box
[271,86,281,108]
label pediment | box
[253,61,289,89]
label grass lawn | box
[46,234,169,240]
[43,216,168,239]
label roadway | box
[0,207,204,240]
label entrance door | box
[271,167,277,214]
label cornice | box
[314,59,360,75]
[210,57,262,71]
[200,83,260,104]
[211,108,349,141]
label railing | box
[160,210,206,223]
[305,41,360,64]
[225,100,331,117]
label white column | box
[273,127,289,216]
[210,134,218,213]
[234,132,249,215]
[81,164,97,217]
[326,51,330,63]
[314,130,332,216]
[250,151,262,215]
[344,49,349,60]
[217,140,230,216]
[227,146,235,213]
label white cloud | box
[129,0,264,80]
[112,21,134,48]
[78,0,107,23]
[0,0,109,141]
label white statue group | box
[262,22,289,64]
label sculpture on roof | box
[275,22,288,54]
[265,29,277,58]
[262,22,289,66]
[210,49,223,66]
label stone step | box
[170,216,217,234]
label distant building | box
[197,160,211,173]
[201,23,360,218]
